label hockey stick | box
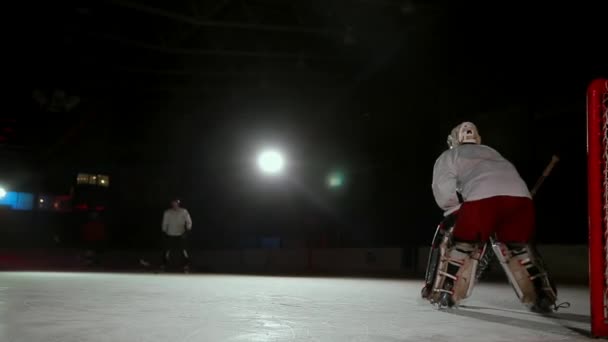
[530,155,560,196]
[475,154,560,281]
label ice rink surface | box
[0,272,593,341]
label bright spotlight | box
[0,187,5,199]
[257,149,284,174]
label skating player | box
[161,198,193,272]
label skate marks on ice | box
[227,293,406,342]
[445,305,591,338]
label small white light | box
[257,150,285,174]
[0,187,6,199]
[39,198,45,203]
[100,179,105,184]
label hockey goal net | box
[588,78,608,338]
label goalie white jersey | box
[432,144,531,215]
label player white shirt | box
[162,208,193,236]
[432,144,531,215]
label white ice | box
[0,272,591,341]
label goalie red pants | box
[452,195,535,243]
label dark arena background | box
[1,1,607,341]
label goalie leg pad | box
[492,241,535,304]
[423,214,457,286]
[513,244,558,311]
[427,240,481,307]
[446,242,482,303]
[492,242,557,309]
[452,242,484,300]
[422,224,452,300]
[422,224,450,296]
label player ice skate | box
[422,122,559,313]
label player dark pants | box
[452,195,535,243]
[162,235,190,268]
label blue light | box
[0,192,34,210]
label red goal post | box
[588,78,608,338]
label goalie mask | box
[447,122,482,149]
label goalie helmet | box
[447,122,482,149]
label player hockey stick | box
[475,154,560,281]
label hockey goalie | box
[421,122,559,313]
